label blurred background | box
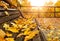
[0,0,60,41]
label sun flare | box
[29,0,46,6]
[29,0,57,6]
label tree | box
[55,0,60,17]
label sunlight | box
[28,0,57,9]
[52,0,57,3]
[29,0,57,6]
[52,0,57,5]
[29,0,46,6]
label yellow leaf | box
[6,38,14,41]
